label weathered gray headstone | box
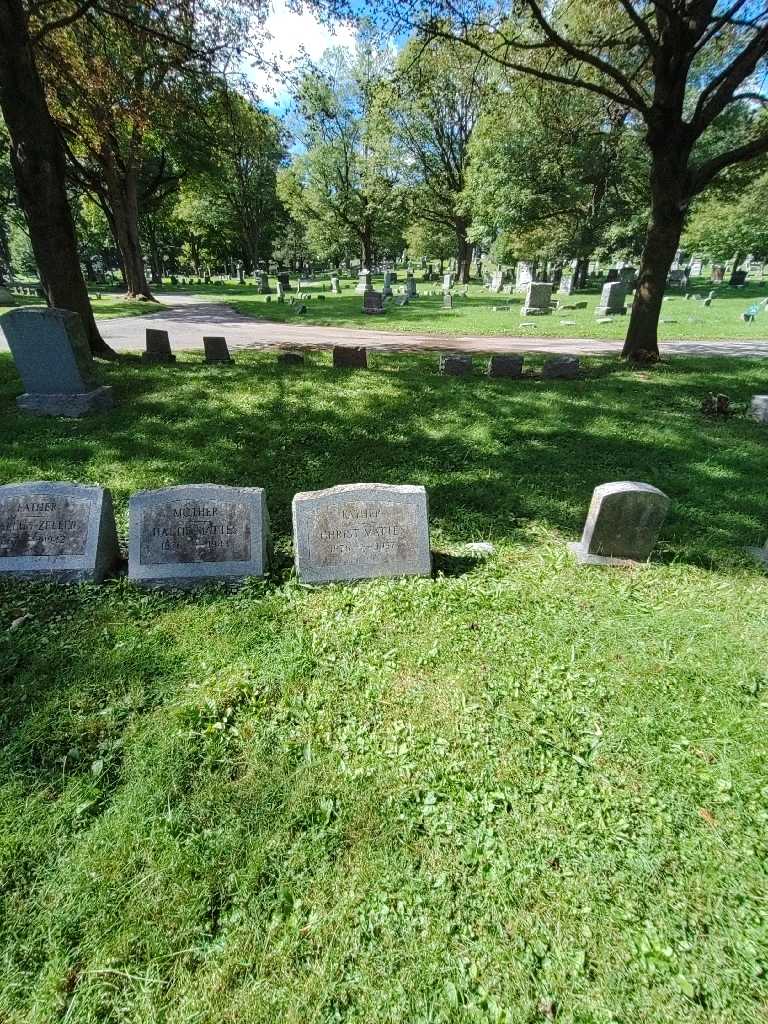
[363,290,385,315]
[443,272,454,292]
[489,270,504,294]
[558,275,574,296]
[405,272,417,299]
[128,484,269,588]
[255,271,271,293]
[596,281,627,316]
[333,346,368,369]
[382,271,393,297]
[443,292,453,309]
[330,275,341,294]
[521,282,553,315]
[689,258,703,278]
[750,395,768,423]
[542,356,579,379]
[0,481,119,582]
[568,481,670,566]
[143,328,175,364]
[618,266,637,289]
[292,483,431,584]
[356,269,372,294]
[487,354,523,378]
[439,352,472,376]
[203,336,232,364]
[0,307,113,416]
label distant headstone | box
[750,395,768,423]
[689,258,703,277]
[363,290,385,315]
[711,265,724,283]
[330,275,341,294]
[142,328,175,364]
[521,282,553,315]
[255,271,271,293]
[515,262,533,292]
[333,346,368,369]
[443,273,454,292]
[128,484,269,588]
[292,483,431,584]
[558,275,575,296]
[356,269,371,294]
[487,354,523,378]
[405,272,417,298]
[568,481,670,566]
[618,266,637,289]
[542,356,579,379]
[443,292,453,309]
[277,350,304,366]
[275,282,285,301]
[395,296,409,307]
[0,307,114,416]
[489,270,504,294]
[0,481,119,582]
[276,271,290,290]
[596,281,627,316]
[730,269,747,287]
[382,271,393,297]
[439,352,472,376]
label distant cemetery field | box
[1,349,768,1021]
[163,275,768,341]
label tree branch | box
[690,130,768,193]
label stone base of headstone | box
[749,395,768,423]
[595,305,626,316]
[567,540,650,567]
[521,307,551,316]
[16,385,114,417]
[439,353,472,376]
[542,356,579,379]
[333,346,368,369]
[487,355,523,378]
[141,351,176,364]
[278,351,304,366]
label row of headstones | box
[142,330,581,379]
[8,479,741,589]
[513,281,629,317]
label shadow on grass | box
[1,351,767,570]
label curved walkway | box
[6,294,768,358]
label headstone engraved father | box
[0,308,113,416]
[129,484,269,588]
[292,483,431,584]
[0,481,120,582]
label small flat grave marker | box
[277,350,305,366]
[439,352,472,376]
[203,336,232,363]
[0,481,119,582]
[292,483,431,584]
[143,328,175,364]
[362,290,385,315]
[333,346,368,369]
[749,395,768,423]
[487,354,523,378]
[568,481,670,566]
[129,484,269,588]
[542,356,579,379]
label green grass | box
[152,276,768,342]
[1,350,768,1023]
[0,295,167,320]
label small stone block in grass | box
[142,328,175,363]
[277,351,305,366]
[439,352,472,376]
[750,395,768,423]
[333,346,368,369]
[487,354,523,378]
[568,480,670,566]
[203,336,232,363]
[542,356,579,379]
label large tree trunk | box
[0,0,113,357]
[361,225,374,269]
[623,150,688,361]
[455,220,472,284]
[102,152,154,300]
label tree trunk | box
[575,257,589,289]
[0,0,113,357]
[361,227,374,270]
[102,152,154,300]
[623,150,688,360]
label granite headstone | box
[568,481,670,565]
[143,328,175,363]
[203,336,232,364]
[292,483,431,584]
[333,346,368,369]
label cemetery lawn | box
[2,350,768,1023]
[0,296,167,319]
[164,278,768,341]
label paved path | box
[5,294,768,358]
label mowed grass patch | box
[0,295,168,320]
[0,350,767,1023]
[163,277,768,342]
